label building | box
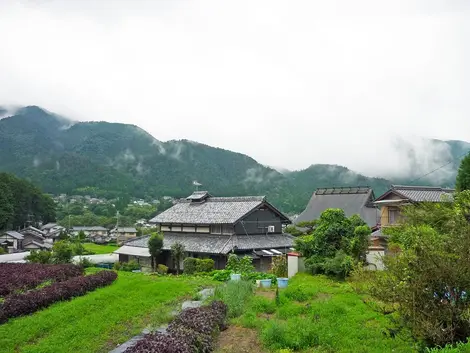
[366,185,454,270]
[295,186,379,227]
[71,226,108,238]
[0,231,24,253]
[374,185,454,226]
[115,191,294,271]
[111,227,138,244]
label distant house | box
[40,223,65,243]
[71,226,108,238]
[111,227,138,244]
[295,186,379,227]
[0,231,24,253]
[367,185,454,270]
[115,191,293,272]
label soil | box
[215,326,266,353]
[256,289,276,300]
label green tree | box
[294,209,370,278]
[148,232,164,271]
[170,242,186,275]
[52,240,73,264]
[370,191,470,347]
[77,230,86,241]
[456,153,470,191]
[26,250,53,264]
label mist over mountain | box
[0,106,467,213]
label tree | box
[148,232,164,271]
[170,242,186,275]
[52,240,73,264]
[370,191,470,347]
[294,209,370,278]
[26,250,53,264]
[456,153,470,192]
[77,230,86,241]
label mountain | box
[0,106,468,214]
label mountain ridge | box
[0,105,467,213]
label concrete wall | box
[366,250,385,271]
[234,208,283,235]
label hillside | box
[0,106,468,213]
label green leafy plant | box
[195,258,215,273]
[183,257,197,275]
[272,256,288,278]
[156,264,168,275]
[170,242,185,275]
[148,232,163,271]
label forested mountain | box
[0,106,468,213]
[0,172,56,230]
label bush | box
[157,264,168,275]
[52,240,74,264]
[243,272,277,284]
[120,260,140,272]
[183,257,197,275]
[126,301,227,353]
[113,262,122,271]
[26,250,53,264]
[225,254,255,274]
[77,257,94,269]
[195,258,214,273]
[0,270,117,322]
[214,280,254,318]
[0,263,83,297]
[271,256,288,278]
[212,269,232,282]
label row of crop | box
[126,301,227,353]
[0,263,83,297]
[0,270,117,323]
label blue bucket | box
[277,278,289,288]
[230,273,241,281]
[260,279,272,288]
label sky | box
[1,0,469,179]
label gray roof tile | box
[295,186,378,227]
[150,196,267,224]
[124,232,294,254]
[387,185,454,202]
[5,231,24,240]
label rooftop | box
[150,193,289,225]
[122,232,294,255]
[375,185,455,203]
[295,186,378,227]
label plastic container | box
[230,273,241,281]
[260,279,272,288]
[277,278,289,288]
[255,280,261,288]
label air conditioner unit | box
[268,225,275,233]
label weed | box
[214,280,254,318]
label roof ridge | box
[392,185,455,191]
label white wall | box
[366,250,385,271]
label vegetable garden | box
[0,263,116,324]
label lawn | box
[83,242,119,254]
[218,273,417,353]
[0,270,214,353]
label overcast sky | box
[1,0,469,178]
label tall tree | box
[456,153,470,191]
[171,242,186,275]
[148,232,164,271]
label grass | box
[0,270,214,353]
[229,273,417,353]
[214,280,254,318]
[82,242,119,254]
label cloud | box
[0,0,469,179]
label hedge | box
[0,270,117,323]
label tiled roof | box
[150,196,267,224]
[24,240,53,249]
[295,186,378,227]
[377,185,455,203]
[41,223,58,230]
[123,232,294,255]
[5,231,24,240]
[72,226,108,231]
[113,227,137,233]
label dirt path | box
[215,325,266,353]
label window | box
[222,225,234,235]
[388,208,400,225]
[211,225,222,234]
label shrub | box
[26,250,53,264]
[271,256,288,278]
[121,260,140,272]
[77,257,94,269]
[225,254,255,274]
[52,240,74,264]
[113,262,122,271]
[126,301,227,353]
[0,270,117,322]
[214,280,254,318]
[243,272,277,284]
[212,269,232,282]
[0,263,83,297]
[195,258,214,273]
[183,257,197,275]
[157,264,168,275]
